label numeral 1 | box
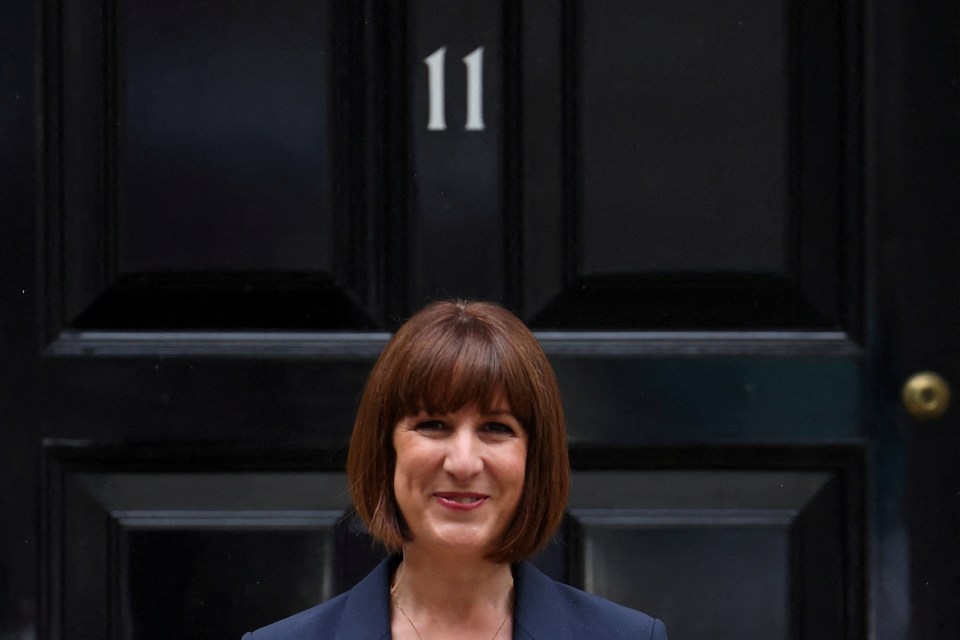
[462,47,484,131]
[424,47,447,130]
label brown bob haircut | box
[347,300,570,564]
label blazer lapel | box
[512,562,574,640]
[334,556,395,640]
[330,558,574,640]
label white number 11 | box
[424,46,485,132]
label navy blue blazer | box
[243,557,667,639]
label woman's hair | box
[347,300,570,564]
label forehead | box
[391,351,528,423]
[405,376,512,416]
[410,389,513,416]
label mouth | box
[434,493,488,510]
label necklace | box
[390,562,514,640]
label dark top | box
[242,556,667,639]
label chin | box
[418,527,499,555]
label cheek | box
[392,452,412,490]
[391,437,432,495]
[392,431,415,478]
[507,448,527,496]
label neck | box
[395,545,514,614]
[391,545,515,639]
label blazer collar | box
[334,556,396,640]
[512,561,573,640]
[332,557,573,640]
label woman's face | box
[392,394,527,558]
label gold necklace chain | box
[390,562,514,640]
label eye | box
[414,419,448,434]
[482,422,519,438]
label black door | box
[1,0,957,638]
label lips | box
[434,492,488,510]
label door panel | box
[42,448,350,639]
[519,0,857,331]
[577,0,790,276]
[47,0,383,333]
[118,0,334,274]
[567,458,864,640]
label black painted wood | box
[406,0,506,308]
[519,0,858,332]
[41,444,351,639]
[44,0,387,336]
[577,0,790,276]
[873,0,960,636]
[1,0,957,639]
[117,0,334,275]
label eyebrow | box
[412,408,516,419]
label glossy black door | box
[1,0,957,638]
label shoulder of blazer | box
[242,558,667,640]
[242,557,394,640]
[513,561,668,640]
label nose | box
[443,428,483,480]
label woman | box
[244,300,667,639]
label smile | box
[434,493,488,510]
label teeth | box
[446,496,481,504]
